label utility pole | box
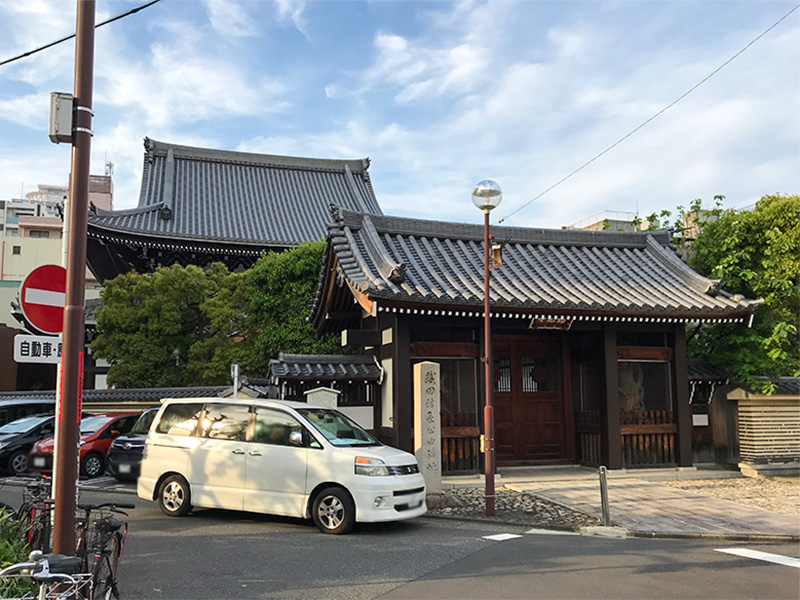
[52,0,95,555]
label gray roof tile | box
[311,209,762,323]
[268,353,381,381]
[88,138,382,247]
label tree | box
[245,241,342,368]
[688,194,799,391]
[92,264,222,388]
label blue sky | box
[0,0,797,230]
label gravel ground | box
[660,476,800,518]
[426,487,600,529]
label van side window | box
[252,409,318,448]
[198,404,249,441]
[155,403,203,436]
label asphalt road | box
[0,484,797,600]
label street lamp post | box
[472,179,502,517]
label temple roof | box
[310,208,762,331]
[88,138,382,248]
[268,353,381,382]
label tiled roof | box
[752,377,800,396]
[87,138,382,247]
[268,353,381,381]
[0,387,228,404]
[311,209,762,326]
[687,358,729,382]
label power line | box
[0,0,163,68]
[498,3,800,224]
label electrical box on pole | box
[48,92,73,144]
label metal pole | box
[483,210,495,516]
[52,0,95,555]
[599,465,611,526]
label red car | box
[28,413,140,478]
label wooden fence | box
[575,409,677,467]
[620,409,676,466]
[575,410,602,466]
[441,412,480,473]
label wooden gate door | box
[494,335,571,464]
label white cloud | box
[203,0,258,37]
[274,0,308,36]
[0,93,50,129]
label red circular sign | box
[20,264,67,335]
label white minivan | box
[137,398,427,534]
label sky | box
[0,0,797,230]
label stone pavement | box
[443,466,800,541]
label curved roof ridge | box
[339,209,670,248]
[91,203,164,218]
[144,137,369,174]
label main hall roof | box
[88,138,382,247]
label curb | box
[426,513,800,543]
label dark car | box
[107,408,158,481]
[0,415,55,476]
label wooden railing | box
[441,412,480,473]
[575,410,602,466]
[620,409,676,466]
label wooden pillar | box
[673,324,693,467]
[394,314,413,453]
[602,323,622,469]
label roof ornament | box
[330,203,343,223]
[705,280,722,295]
[159,205,173,221]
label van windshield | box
[297,409,380,447]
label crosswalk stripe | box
[483,533,523,541]
[715,548,800,568]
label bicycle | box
[14,475,54,553]
[0,549,93,599]
[74,502,134,600]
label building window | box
[29,230,50,239]
[618,361,673,413]
[12,246,20,255]
[413,357,478,415]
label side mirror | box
[288,431,303,447]
[110,430,120,437]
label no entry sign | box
[20,264,67,335]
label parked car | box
[29,413,140,478]
[0,399,55,427]
[107,408,158,481]
[138,398,427,534]
[0,414,56,476]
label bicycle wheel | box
[91,532,122,600]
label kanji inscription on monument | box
[413,361,441,492]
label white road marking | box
[715,548,800,568]
[25,288,65,307]
[525,528,579,536]
[483,533,523,541]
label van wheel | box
[158,475,192,517]
[81,453,104,478]
[312,487,354,535]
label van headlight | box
[355,456,389,476]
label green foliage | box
[0,507,35,598]
[92,244,343,387]
[246,241,342,368]
[688,194,800,388]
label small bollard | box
[598,465,611,526]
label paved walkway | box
[446,466,800,540]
